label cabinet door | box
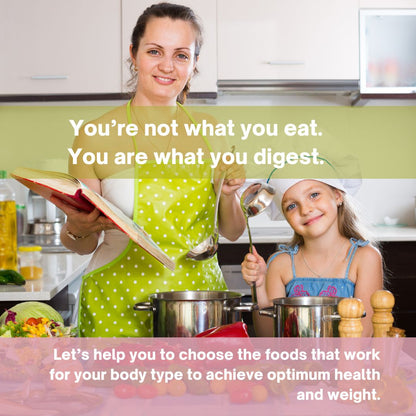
[121,0,217,94]
[360,0,416,7]
[0,0,121,95]
[217,0,359,80]
[360,9,416,93]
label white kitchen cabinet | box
[0,0,121,95]
[217,0,359,81]
[360,0,416,7]
[121,0,217,95]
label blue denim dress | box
[267,238,369,298]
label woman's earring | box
[338,201,343,207]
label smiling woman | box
[130,17,197,106]
[54,2,246,338]
[128,2,203,105]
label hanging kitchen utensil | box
[186,171,226,261]
[240,181,276,305]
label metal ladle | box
[186,172,226,261]
[240,182,276,305]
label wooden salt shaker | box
[338,298,365,337]
[370,290,395,337]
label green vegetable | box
[0,301,64,325]
[0,322,25,337]
[0,329,12,337]
[0,269,26,285]
[0,275,9,285]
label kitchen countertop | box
[220,225,416,244]
[0,252,91,301]
[367,225,416,242]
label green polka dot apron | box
[78,102,226,337]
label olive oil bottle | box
[0,170,17,270]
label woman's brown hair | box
[128,2,203,104]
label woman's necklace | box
[300,241,347,278]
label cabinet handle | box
[266,61,305,65]
[31,75,69,80]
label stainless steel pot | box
[259,296,343,337]
[27,219,63,236]
[134,290,253,337]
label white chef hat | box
[272,176,361,204]
[266,156,362,220]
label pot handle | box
[133,302,155,312]
[230,302,256,312]
[258,306,276,319]
[323,311,367,322]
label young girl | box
[241,178,383,337]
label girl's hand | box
[50,195,115,237]
[241,246,267,288]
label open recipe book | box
[11,167,175,271]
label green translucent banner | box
[1,105,415,179]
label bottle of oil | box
[0,170,17,270]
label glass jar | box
[16,204,26,243]
[18,246,43,280]
[414,196,416,224]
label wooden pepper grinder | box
[338,298,365,337]
[370,289,395,337]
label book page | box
[79,184,175,270]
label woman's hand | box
[241,246,267,288]
[215,162,246,241]
[222,161,245,195]
[50,195,115,238]
[215,159,245,196]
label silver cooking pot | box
[259,296,344,337]
[134,290,253,337]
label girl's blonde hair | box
[288,189,370,247]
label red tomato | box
[136,384,158,399]
[25,317,42,326]
[229,388,252,404]
[113,383,136,399]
